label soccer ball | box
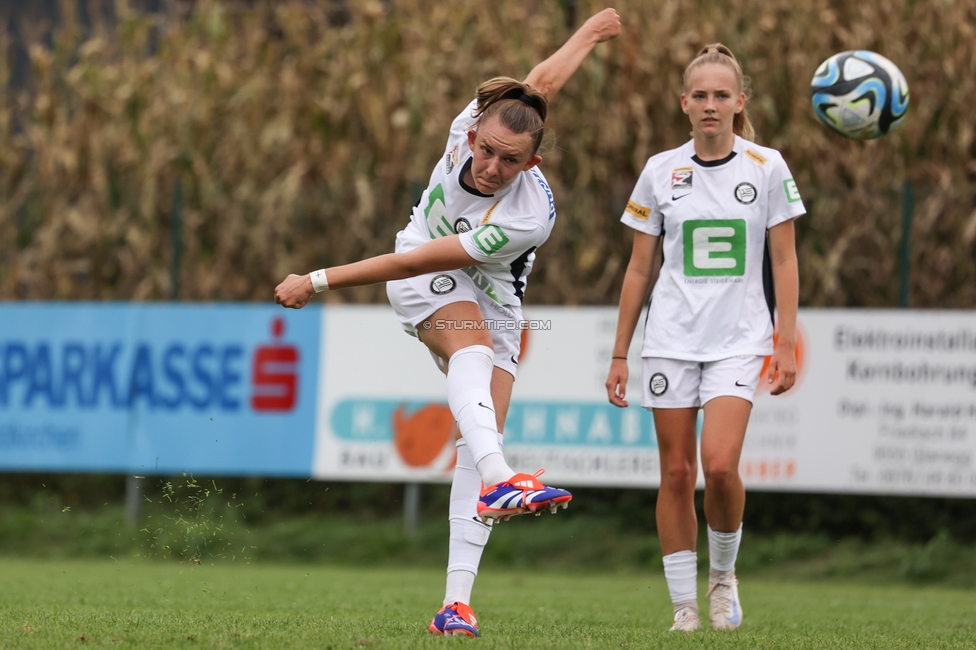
[810,50,909,140]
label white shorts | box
[386,269,522,378]
[641,355,766,409]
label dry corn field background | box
[0,0,974,307]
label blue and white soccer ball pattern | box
[810,50,909,140]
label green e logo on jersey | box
[424,184,453,238]
[784,179,801,203]
[472,225,509,256]
[683,219,746,276]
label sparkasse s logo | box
[0,316,301,414]
[251,318,300,412]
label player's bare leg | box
[654,408,700,555]
[653,407,701,630]
[700,396,752,630]
[700,396,750,529]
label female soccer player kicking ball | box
[605,44,805,632]
[276,8,621,637]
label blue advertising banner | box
[0,303,321,476]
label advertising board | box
[0,304,320,475]
[3,303,973,497]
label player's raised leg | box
[419,302,512,485]
[419,302,571,523]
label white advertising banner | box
[752,310,976,497]
[312,306,976,497]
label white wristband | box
[310,269,330,293]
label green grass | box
[1,559,974,649]
[5,502,976,588]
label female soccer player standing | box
[605,44,804,632]
[276,8,620,637]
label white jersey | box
[395,99,556,308]
[621,136,806,361]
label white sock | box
[444,571,476,606]
[447,346,514,486]
[663,550,698,607]
[444,437,496,606]
[707,525,742,574]
[475,453,512,487]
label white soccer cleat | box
[707,574,742,630]
[669,606,701,632]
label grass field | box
[1,559,974,649]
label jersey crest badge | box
[671,167,693,190]
[454,217,471,234]
[734,182,757,204]
[430,274,457,295]
[649,373,668,396]
[445,144,460,174]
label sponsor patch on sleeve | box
[472,224,510,255]
[625,200,650,221]
[445,144,459,174]
[744,148,768,166]
[784,179,801,203]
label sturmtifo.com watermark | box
[421,319,552,331]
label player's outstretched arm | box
[524,8,620,101]
[274,236,478,309]
[767,219,799,395]
[606,231,658,407]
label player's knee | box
[660,461,697,493]
[446,345,496,425]
[703,461,739,492]
[449,344,494,368]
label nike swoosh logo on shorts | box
[478,402,495,412]
[735,381,748,387]
[511,355,519,366]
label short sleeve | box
[459,221,547,264]
[766,154,807,229]
[448,99,480,141]
[620,160,662,236]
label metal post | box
[404,483,421,538]
[125,475,143,529]
[564,0,578,30]
[898,179,914,308]
[169,178,184,301]
[123,179,183,529]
